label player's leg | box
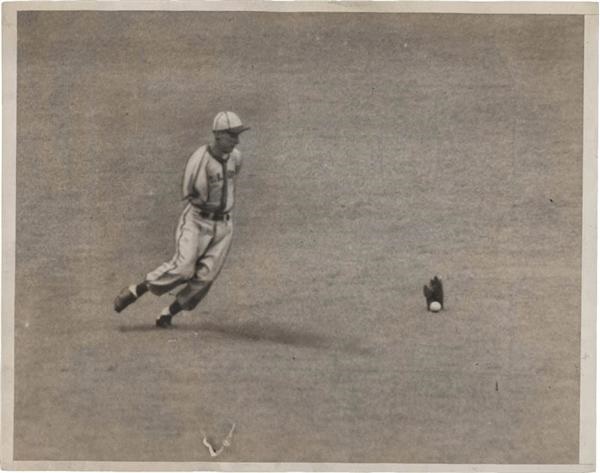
[155,220,233,327]
[145,206,216,294]
[114,204,213,313]
[178,220,233,310]
[155,284,211,327]
[113,282,151,313]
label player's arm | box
[182,147,214,210]
[234,149,243,174]
[182,152,200,200]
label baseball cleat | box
[113,287,137,313]
[155,315,173,328]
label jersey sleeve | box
[233,148,243,174]
[182,146,209,202]
[182,153,198,199]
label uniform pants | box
[145,203,233,310]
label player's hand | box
[423,276,444,310]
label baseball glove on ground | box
[423,276,443,310]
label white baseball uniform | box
[145,145,242,310]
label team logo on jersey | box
[209,170,236,183]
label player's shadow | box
[194,320,371,354]
[118,320,369,354]
[118,324,159,333]
[192,320,331,349]
[116,320,328,348]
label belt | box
[200,211,230,221]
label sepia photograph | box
[1,1,597,471]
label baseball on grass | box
[429,301,442,312]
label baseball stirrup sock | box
[169,301,182,316]
[160,301,182,317]
[135,282,149,297]
[129,283,149,298]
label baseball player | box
[113,111,250,327]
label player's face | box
[214,130,240,154]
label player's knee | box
[181,268,196,280]
[194,264,215,282]
[175,260,197,280]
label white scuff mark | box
[201,422,236,458]
[168,339,177,343]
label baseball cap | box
[212,111,250,134]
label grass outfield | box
[14,12,583,463]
